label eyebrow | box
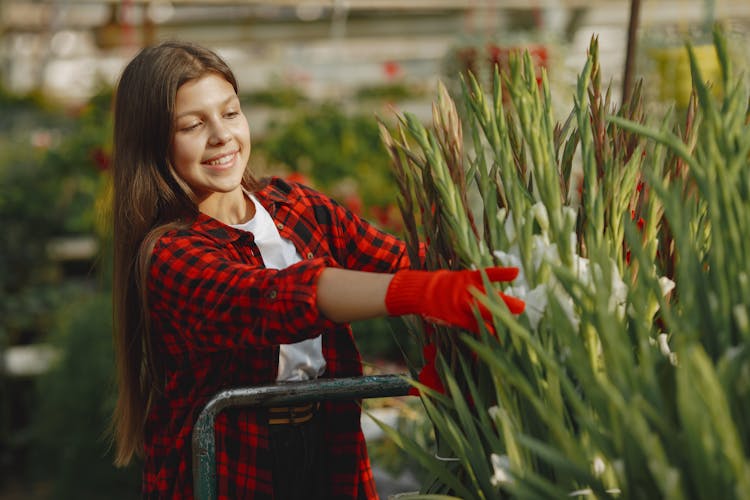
[173,94,239,120]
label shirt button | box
[306,252,314,259]
[276,222,284,230]
[268,290,278,299]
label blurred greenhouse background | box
[1,1,749,498]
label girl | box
[110,41,524,499]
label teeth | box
[206,153,234,166]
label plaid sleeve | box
[291,182,418,272]
[149,233,339,352]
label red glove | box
[385,267,525,333]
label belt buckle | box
[268,402,319,425]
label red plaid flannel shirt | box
[142,177,414,499]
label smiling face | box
[170,72,251,209]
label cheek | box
[170,137,197,170]
[233,115,251,141]
[236,122,252,155]
[238,121,251,142]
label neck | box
[198,188,255,225]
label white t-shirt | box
[231,193,326,382]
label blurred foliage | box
[355,82,426,101]
[0,84,111,338]
[0,82,114,495]
[365,397,434,484]
[29,292,140,500]
[353,316,420,368]
[0,85,64,132]
[258,102,398,210]
[241,80,308,109]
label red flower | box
[630,210,646,231]
[528,46,548,68]
[486,44,509,72]
[382,60,402,79]
[626,210,647,264]
[90,147,110,171]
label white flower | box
[658,333,678,365]
[571,253,591,283]
[493,249,524,280]
[490,453,513,486]
[487,405,501,420]
[659,276,675,297]
[530,202,549,233]
[531,234,557,271]
[523,284,549,330]
[494,236,596,330]
[493,204,670,333]
[609,264,628,318]
[569,488,622,497]
[499,209,518,242]
[657,333,671,356]
[593,455,606,477]
[555,289,579,329]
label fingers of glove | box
[500,292,525,314]
[472,291,525,317]
[483,266,520,282]
[466,272,525,315]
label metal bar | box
[621,0,642,103]
[192,374,412,500]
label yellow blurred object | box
[650,44,722,107]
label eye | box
[179,121,201,132]
[224,110,240,119]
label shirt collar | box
[254,177,293,205]
[190,177,291,242]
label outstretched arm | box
[316,267,525,331]
[316,268,393,323]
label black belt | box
[267,402,320,425]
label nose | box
[208,120,231,145]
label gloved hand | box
[385,267,525,333]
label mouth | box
[202,151,238,169]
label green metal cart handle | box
[192,374,412,500]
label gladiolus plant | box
[376,28,750,499]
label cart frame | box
[191,374,411,500]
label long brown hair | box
[111,41,258,466]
